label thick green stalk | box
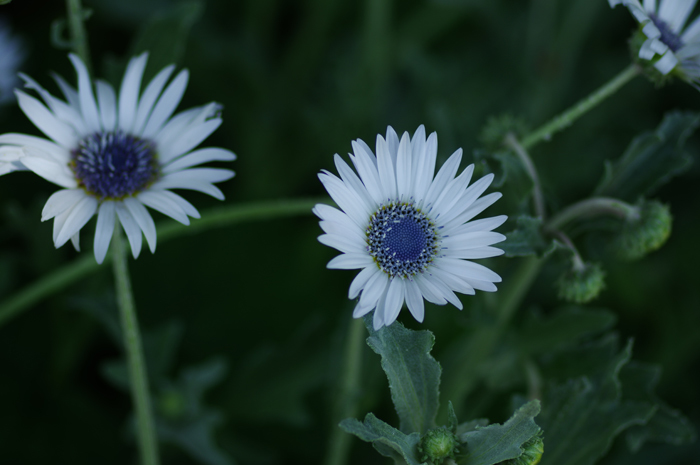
[0,198,323,327]
[504,133,545,219]
[65,0,91,71]
[112,227,159,465]
[545,197,639,232]
[521,64,639,149]
[323,317,366,465]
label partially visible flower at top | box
[0,53,235,263]
[314,126,506,330]
[609,0,700,87]
[0,18,24,105]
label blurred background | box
[0,0,699,464]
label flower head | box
[314,126,506,330]
[0,18,24,105]
[0,53,235,263]
[610,0,700,86]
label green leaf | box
[339,414,423,465]
[619,362,696,452]
[595,111,700,201]
[501,216,556,258]
[537,339,656,465]
[459,400,541,465]
[128,1,204,81]
[517,307,617,355]
[364,315,442,435]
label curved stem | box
[545,197,639,232]
[0,198,323,327]
[112,227,159,465]
[323,317,366,465]
[65,0,92,72]
[521,64,640,150]
[504,133,546,219]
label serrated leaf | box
[619,362,696,452]
[129,1,204,81]
[595,111,699,201]
[339,414,423,465]
[538,340,656,465]
[517,307,617,355]
[459,400,541,465]
[501,216,557,258]
[364,315,441,435]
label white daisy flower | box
[610,0,700,84]
[0,18,24,105]
[0,53,235,263]
[314,126,506,330]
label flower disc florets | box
[71,130,160,200]
[366,201,439,278]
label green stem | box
[0,198,323,327]
[504,133,546,219]
[112,227,159,465]
[545,197,639,232]
[65,0,91,71]
[323,317,366,465]
[521,64,640,150]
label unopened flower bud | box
[615,200,672,260]
[503,433,544,465]
[556,262,606,304]
[419,426,460,465]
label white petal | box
[154,168,234,199]
[138,190,190,225]
[16,91,77,148]
[442,231,507,249]
[142,69,190,138]
[334,154,376,213]
[94,202,116,264]
[132,64,176,135]
[353,301,374,318]
[319,220,366,243]
[51,72,80,109]
[95,80,117,131]
[385,126,400,164]
[115,203,143,258]
[654,51,679,74]
[430,267,475,295]
[432,164,475,220]
[414,131,437,204]
[350,140,383,204]
[425,274,463,309]
[349,266,379,299]
[376,135,397,201]
[443,246,505,259]
[20,73,87,135]
[424,148,462,208]
[318,233,366,254]
[643,0,657,13]
[70,232,81,251]
[42,188,85,221]
[464,278,498,292]
[162,147,236,173]
[68,54,101,133]
[21,148,77,188]
[155,190,200,218]
[383,278,405,327]
[414,274,447,305]
[327,253,373,269]
[446,215,508,236]
[55,195,97,247]
[681,14,700,42]
[360,271,390,310]
[404,280,425,323]
[438,258,502,283]
[444,192,502,230]
[659,0,696,31]
[123,198,157,253]
[395,132,412,200]
[118,53,149,133]
[318,172,371,227]
[159,118,222,163]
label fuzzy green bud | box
[502,433,544,465]
[418,427,460,465]
[556,262,606,304]
[157,388,186,419]
[614,200,672,260]
[480,114,529,151]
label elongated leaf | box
[538,339,656,465]
[595,111,700,201]
[460,400,541,465]
[364,315,441,435]
[339,414,423,465]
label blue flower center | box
[366,202,439,278]
[70,131,160,200]
[650,14,684,52]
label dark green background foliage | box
[1,0,699,464]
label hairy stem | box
[545,197,639,232]
[65,0,92,71]
[504,133,546,219]
[112,227,159,465]
[521,64,639,149]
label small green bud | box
[480,114,529,151]
[556,262,606,304]
[502,433,544,465]
[418,427,460,465]
[615,200,672,261]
